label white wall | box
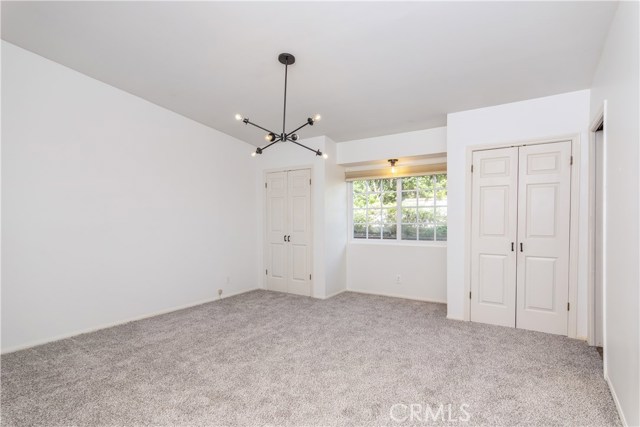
[446,90,592,337]
[589,2,639,425]
[1,42,259,353]
[337,128,448,303]
[254,136,347,299]
[337,127,446,165]
[323,137,348,298]
[348,243,447,303]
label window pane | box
[367,209,382,224]
[402,207,417,223]
[368,224,381,239]
[368,194,382,208]
[353,209,367,224]
[434,174,447,189]
[383,208,397,223]
[418,224,435,241]
[367,180,382,193]
[436,224,448,241]
[353,181,367,193]
[353,193,368,208]
[401,191,417,207]
[402,176,417,190]
[381,191,396,207]
[401,224,417,240]
[415,176,434,190]
[417,208,434,223]
[353,224,366,239]
[382,224,397,239]
[435,207,447,223]
[418,189,435,204]
[382,179,397,192]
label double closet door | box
[265,169,312,296]
[470,141,572,335]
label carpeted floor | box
[1,290,620,426]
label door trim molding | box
[464,134,581,338]
[587,102,607,357]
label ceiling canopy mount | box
[278,53,295,65]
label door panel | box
[516,141,571,335]
[478,254,509,305]
[266,172,287,292]
[470,147,519,327]
[287,169,312,296]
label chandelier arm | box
[286,121,310,137]
[258,140,280,152]
[289,139,321,154]
[245,120,279,136]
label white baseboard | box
[605,375,629,427]
[322,289,347,299]
[347,288,446,304]
[446,315,465,321]
[1,287,260,355]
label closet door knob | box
[284,235,287,242]
[287,235,291,242]
[511,242,514,252]
[520,242,524,252]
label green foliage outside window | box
[352,174,447,241]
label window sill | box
[348,239,447,248]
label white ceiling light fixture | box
[236,53,327,158]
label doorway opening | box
[589,108,606,360]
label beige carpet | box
[1,290,620,426]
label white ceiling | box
[2,1,617,145]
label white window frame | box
[348,174,447,246]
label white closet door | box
[470,147,519,327]
[286,169,312,296]
[266,171,288,292]
[516,141,572,335]
[265,169,312,296]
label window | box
[352,174,447,242]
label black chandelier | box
[235,53,327,158]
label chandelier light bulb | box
[251,151,257,157]
[235,114,243,121]
[265,132,276,142]
[313,114,322,122]
[322,153,328,159]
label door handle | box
[287,235,291,242]
[284,235,287,242]
[511,242,514,252]
[520,242,523,252]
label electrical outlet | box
[218,289,223,297]
[396,274,402,284]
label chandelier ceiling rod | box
[235,53,326,158]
